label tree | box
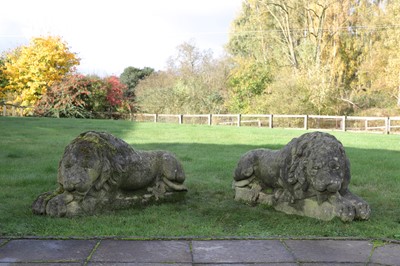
[35,74,99,118]
[136,41,230,114]
[226,57,271,113]
[167,40,207,77]
[168,41,230,113]
[0,56,8,100]
[120,66,154,99]
[356,0,400,109]
[135,71,179,114]
[105,76,126,108]
[35,74,127,118]
[2,36,80,108]
[227,0,399,115]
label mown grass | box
[0,117,399,238]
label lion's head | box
[285,132,350,197]
[57,131,124,194]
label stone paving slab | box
[283,240,373,263]
[3,263,82,266]
[88,263,191,266]
[370,243,400,265]
[193,262,296,266]
[0,238,399,265]
[90,240,192,263]
[300,263,366,266]
[192,240,295,264]
[0,239,97,263]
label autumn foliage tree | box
[35,74,127,118]
[227,0,400,115]
[106,76,126,107]
[1,36,80,108]
[0,57,8,99]
[35,74,95,118]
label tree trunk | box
[265,2,298,69]
[397,85,400,107]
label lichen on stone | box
[32,131,187,217]
[233,131,371,222]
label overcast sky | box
[0,0,243,76]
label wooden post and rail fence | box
[1,103,399,134]
[132,113,400,134]
[1,103,27,117]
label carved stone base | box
[234,182,338,221]
[272,198,336,221]
[33,185,187,217]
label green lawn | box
[1,116,399,239]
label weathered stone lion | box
[233,131,370,222]
[32,131,187,217]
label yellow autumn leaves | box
[1,36,80,108]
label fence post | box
[237,114,241,127]
[179,114,183,124]
[342,116,346,131]
[269,114,274,128]
[385,117,390,134]
[2,105,6,116]
[154,114,158,123]
[12,106,16,117]
[304,115,308,130]
[208,114,212,126]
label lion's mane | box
[282,132,350,196]
[58,131,132,194]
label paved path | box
[0,237,399,265]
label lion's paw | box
[32,192,53,215]
[32,191,77,217]
[45,194,68,217]
[354,201,371,220]
[335,201,356,222]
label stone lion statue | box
[32,131,187,217]
[233,131,370,222]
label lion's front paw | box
[335,202,356,222]
[353,201,371,220]
[46,194,68,217]
[32,192,53,215]
[340,191,371,221]
[35,192,76,217]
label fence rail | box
[131,113,400,134]
[1,105,399,134]
[1,103,27,117]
